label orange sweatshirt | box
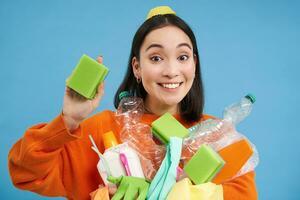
[8,110,258,200]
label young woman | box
[8,6,258,200]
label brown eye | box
[178,55,189,61]
[150,56,163,62]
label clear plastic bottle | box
[223,94,256,125]
[117,91,145,113]
[182,94,257,162]
[115,91,166,180]
[115,91,144,127]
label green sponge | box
[151,112,189,144]
[66,54,109,99]
[183,144,225,184]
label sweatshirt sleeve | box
[8,113,82,197]
[223,171,258,200]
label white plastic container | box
[90,131,145,186]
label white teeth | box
[161,83,180,89]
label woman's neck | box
[144,97,179,116]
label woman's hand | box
[62,56,105,131]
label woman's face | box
[132,25,196,114]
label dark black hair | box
[114,14,204,123]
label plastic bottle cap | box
[119,91,131,101]
[102,131,119,149]
[245,94,256,103]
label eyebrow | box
[177,43,192,50]
[145,44,163,51]
[145,42,192,52]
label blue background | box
[1,0,299,199]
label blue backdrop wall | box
[1,0,299,199]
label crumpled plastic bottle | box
[115,91,144,128]
[115,91,166,180]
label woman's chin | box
[161,97,183,107]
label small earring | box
[136,76,141,83]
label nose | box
[162,60,179,78]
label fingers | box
[124,185,138,200]
[97,82,105,96]
[137,186,149,200]
[111,188,125,200]
[111,181,128,200]
[97,55,103,64]
[92,55,105,107]
[107,176,122,184]
[65,86,71,92]
[92,82,104,108]
[108,186,117,195]
[64,87,71,97]
[65,86,87,101]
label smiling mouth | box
[158,82,183,89]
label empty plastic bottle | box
[118,91,132,112]
[118,91,143,112]
[116,91,166,180]
[223,94,256,125]
[116,91,144,126]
